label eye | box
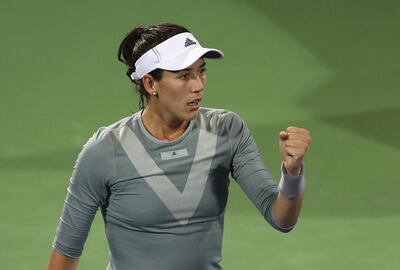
[200,68,206,75]
[179,73,190,80]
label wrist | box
[285,165,302,176]
[279,163,305,199]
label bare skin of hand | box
[279,127,312,176]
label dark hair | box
[117,23,189,110]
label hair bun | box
[117,26,146,67]
[135,27,145,36]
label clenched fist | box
[279,127,312,176]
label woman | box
[47,23,311,270]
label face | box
[150,58,207,122]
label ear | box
[142,74,158,95]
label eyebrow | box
[170,62,206,73]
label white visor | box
[131,32,224,80]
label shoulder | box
[92,115,134,141]
[87,114,136,148]
[199,107,245,131]
[77,115,135,164]
[198,108,253,150]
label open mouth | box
[187,98,201,107]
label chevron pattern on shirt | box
[113,116,217,225]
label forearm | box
[272,192,303,228]
[46,250,79,270]
[271,162,305,229]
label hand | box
[279,127,312,176]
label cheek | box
[160,84,187,103]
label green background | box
[1,0,399,269]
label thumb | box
[279,131,288,160]
[279,131,288,141]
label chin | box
[183,109,200,121]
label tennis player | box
[46,22,311,270]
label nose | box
[190,75,205,93]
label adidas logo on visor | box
[184,38,197,47]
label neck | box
[141,107,189,142]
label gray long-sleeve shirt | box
[53,108,302,270]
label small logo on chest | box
[160,148,189,160]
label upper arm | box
[52,131,114,258]
[225,112,279,223]
[227,112,277,194]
